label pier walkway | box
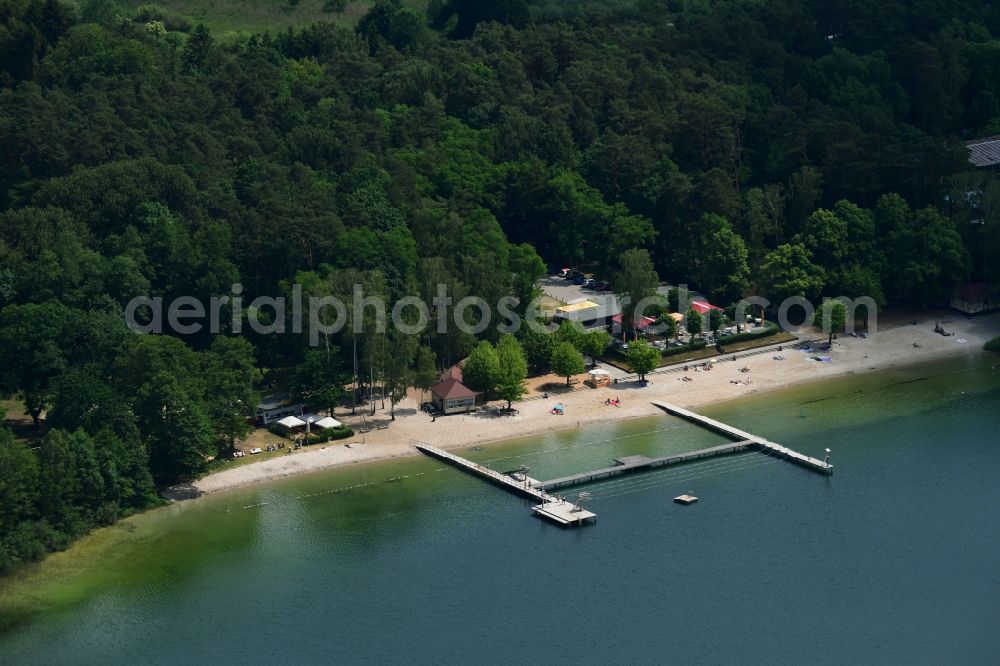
[413,442,597,526]
[651,402,833,474]
[537,441,755,491]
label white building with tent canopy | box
[256,394,305,425]
[276,414,343,437]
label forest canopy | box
[1,0,999,571]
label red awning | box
[690,300,724,314]
[612,313,657,330]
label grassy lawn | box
[1,397,45,445]
[0,397,25,419]
[118,0,428,37]
[204,426,297,473]
[202,425,356,474]
[205,445,292,473]
[535,294,563,318]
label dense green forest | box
[2,0,1000,571]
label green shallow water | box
[2,355,999,664]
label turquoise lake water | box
[1,355,999,664]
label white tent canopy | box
[277,415,307,428]
[314,416,342,429]
[588,368,611,376]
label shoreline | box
[184,313,1000,498]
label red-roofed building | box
[439,365,464,383]
[611,312,658,337]
[431,366,477,414]
[951,282,997,314]
[689,300,724,315]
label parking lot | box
[539,275,607,304]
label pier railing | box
[650,402,833,474]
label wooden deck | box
[537,441,755,491]
[413,442,596,526]
[413,402,829,527]
[650,402,833,474]
[531,498,597,525]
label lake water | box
[1,356,999,664]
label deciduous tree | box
[495,334,527,410]
[462,340,501,400]
[627,339,660,382]
[550,341,584,386]
[685,308,703,337]
[614,249,659,340]
[814,300,847,345]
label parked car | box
[573,273,586,285]
[558,267,572,278]
[583,278,598,289]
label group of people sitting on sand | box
[730,378,753,385]
[605,397,622,407]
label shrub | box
[163,15,192,32]
[716,321,779,346]
[8,522,48,562]
[134,3,166,21]
[269,425,354,444]
[0,541,13,575]
[661,339,707,357]
[304,427,354,446]
[985,336,1000,352]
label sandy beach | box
[190,312,1000,496]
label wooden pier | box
[413,442,596,526]
[536,441,755,490]
[413,404,828,526]
[650,402,833,474]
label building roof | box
[954,282,992,303]
[314,416,342,429]
[966,137,1000,167]
[440,365,463,382]
[554,295,621,322]
[611,313,658,330]
[556,299,600,314]
[431,377,477,401]
[690,300,724,314]
[257,393,298,411]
